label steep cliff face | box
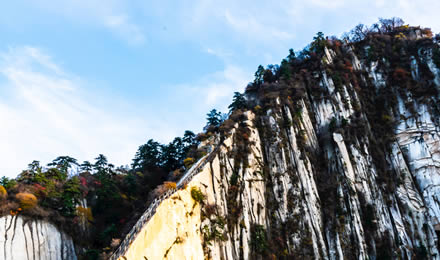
[0,215,77,260]
[112,29,440,259]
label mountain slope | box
[110,25,440,259]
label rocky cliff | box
[0,215,77,260]
[110,27,440,259]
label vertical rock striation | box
[0,215,77,260]
[111,28,440,259]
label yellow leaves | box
[16,192,38,210]
[120,193,128,200]
[394,32,406,39]
[164,181,177,190]
[77,206,94,222]
[0,185,7,199]
[183,157,195,168]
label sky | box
[1,0,439,177]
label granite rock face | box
[0,215,77,260]
[111,31,440,260]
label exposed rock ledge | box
[0,215,77,260]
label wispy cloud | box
[174,64,250,111]
[24,0,146,45]
[0,46,163,177]
[223,10,294,42]
[104,14,146,45]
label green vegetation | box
[190,187,205,203]
[433,47,440,69]
[202,216,227,245]
[205,109,223,129]
[228,92,247,113]
[2,16,437,259]
[0,128,202,257]
[251,224,268,255]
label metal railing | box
[109,144,220,260]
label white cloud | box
[307,0,347,8]
[24,0,146,45]
[174,64,250,112]
[202,65,250,107]
[161,0,440,56]
[103,14,146,45]
[223,10,294,42]
[0,46,165,177]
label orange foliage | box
[77,206,94,222]
[15,193,38,210]
[422,28,433,38]
[344,60,353,72]
[0,185,7,199]
[164,181,177,190]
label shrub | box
[0,177,17,190]
[16,192,38,210]
[0,201,18,215]
[433,47,440,69]
[203,204,217,218]
[163,181,177,190]
[77,206,94,222]
[172,169,183,179]
[191,187,205,203]
[251,224,268,254]
[202,216,227,243]
[230,173,239,186]
[329,117,338,132]
[151,184,168,198]
[0,185,7,199]
[33,183,47,197]
[183,158,195,169]
[392,67,409,82]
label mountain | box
[109,23,440,259]
[2,19,440,259]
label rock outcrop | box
[111,28,440,259]
[0,215,77,260]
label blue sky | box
[1,0,439,177]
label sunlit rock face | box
[0,215,77,260]
[111,32,440,260]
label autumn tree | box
[379,17,404,32]
[350,24,368,41]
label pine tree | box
[206,109,222,128]
[48,156,78,173]
[254,65,265,85]
[132,139,161,171]
[228,92,246,113]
